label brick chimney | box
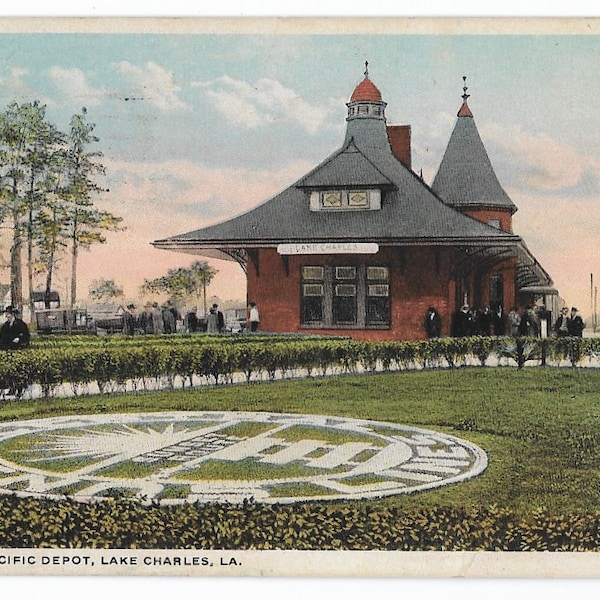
[387,125,412,170]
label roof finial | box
[462,75,470,102]
[364,60,369,79]
[457,75,473,117]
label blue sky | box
[1,22,599,317]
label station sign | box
[277,242,379,255]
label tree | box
[23,109,64,315]
[89,278,124,302]
[33,147,70,308]
[64,108,123,307]
[0,101,55,310]
[0,102,123,313]
[141,261,218,313]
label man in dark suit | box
[212,303,225,333]
[567,307,585,337]
[424,307,442,338]
[0,306,30,349]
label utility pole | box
[592,286,598,333]
[592,273,595,332]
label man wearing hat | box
[212,303,225,334]
[567,307,585,337]
[0,306,31,350]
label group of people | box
[124,302,182,336]
[0,298,261,351]
[449,305,507,338]
[552,306,585,338]
[427,304,586,339]
[508,305,585,338]
[122,301,261,335]
[123,302,224,335]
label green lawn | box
[1,366,599,516]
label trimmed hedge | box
[0,495,599,550]
[1,335,599,398]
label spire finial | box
[462,75,470,102]
[364,61,369,79]
[457,75,473,117]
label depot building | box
[153,67,556,340]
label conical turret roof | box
[432,81,516,214]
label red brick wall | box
[246,246,460,340]
[386,125,411,170]
[246,249,301,333]
[461,208,513,233]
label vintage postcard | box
[0,15,600,586]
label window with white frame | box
[310,189,381,212]
[301,265,390,329]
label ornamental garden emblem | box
[0,411,487,504]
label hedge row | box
[0,495,598,550]
[2,336,599,398]
[31,332,340,349]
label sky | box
[0,20,600,318]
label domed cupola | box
[344,63,391,152]
[346,61,387,122]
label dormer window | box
[321,190,368,210]
[310,189,381,212]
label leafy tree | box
[33,146,71,307]
[141,261,218,314]
[0,101,54,310]
[63,108,123,307]
[0,103,123,313]
[89,278,124,302]
[23,109,64,315]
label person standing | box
[212,303,225,333]
[554,307,570,337]
[508,307,521,337]
[491,305,506,336]
[518,306,539,337]
[453,304,472,337]
[185,307,198,333]
[567,307,585,337]
[477,306,492,336]
[151,302,164,334]
[139,303,154,334]
[0,306,30,349]
[248,302,260,332]
[162,304,176,334]
[206,307,219,334]
[424,307,442,339]
[122,304,136,336]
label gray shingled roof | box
[154,132,518,249]
[432,109,517,213]
[295,139,394,189]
